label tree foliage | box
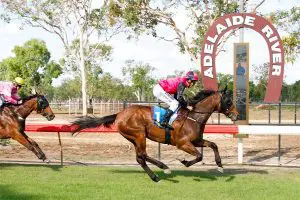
[122,60,156,101]
[0,39,62,95]
[108,0,239,61]
[268,6,300,63]
[1,0,121,115]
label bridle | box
[36,96,49,115]
[186,92,234,123]
[218,93,236,119]
[184,93,218,124]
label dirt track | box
[1,131,300,167]
[1,114,300,167]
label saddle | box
[152,105,178,129]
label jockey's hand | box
[187,106,193,111]
[18,100,23,104]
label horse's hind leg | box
[120,131,160,182]
[177,141,203,167]
[12,131,47,161]
[194,139,223,169]
[145,156,171,174]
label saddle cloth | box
[152,105,178,129]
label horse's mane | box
[189,90,216,105]
[22,94,39,102]
[2,94,39,107]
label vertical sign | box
[234,43,249,124]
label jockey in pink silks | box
[153,71,199,129]
[0,77,24,107]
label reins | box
[185,92,221,123]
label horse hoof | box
[44,159,51,164]
[164,168,171,174]
[152,175,160,182]
[217,167,224,173]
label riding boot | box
[161,109,174,130]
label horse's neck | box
[195,94,219,121]
[14,99,36,119]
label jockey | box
[153,71,199,129]
[0,77,24,107]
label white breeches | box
[153,84,179,112]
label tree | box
[249,81,256,102]
[268,7,299,64]
[90,72,131,101]
[217,73,233,91]
[62,39,113,100]
[1,0,122,115]
[54,78,81,101]
[0,39,62,96]
[108,0,239,62]
[291,81,300,102]
[122,60,156,101]
[109,1,299,97]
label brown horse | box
[72,88,239,182]
[0,94,55,161]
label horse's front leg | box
[26,137,48,161]
[177,141,203,167]
[194,139,223,172]
[11,130,47,161]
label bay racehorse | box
[72,88,238,182]
[0,94,55,161]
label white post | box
[92,99,95,115]
[238,138,244,164]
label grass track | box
[1,164,300,200]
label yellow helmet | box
[14,77,25,86]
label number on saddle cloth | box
[152,105,178,128]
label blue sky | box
[0,0,299,86]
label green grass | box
[1,164,300,200]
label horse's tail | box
[71,114,117,135]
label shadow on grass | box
[110,167,269,183]
[0,163,63,171]
[246,147,292,162]
[0,185,42,200]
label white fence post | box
[92,99,95,115]
[238,138,243,164]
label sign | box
[234,43,249,123]
[200,13,284,103]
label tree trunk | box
[79,29,87,116]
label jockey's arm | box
[176,82,187,107]
[11,93,21,101]
[3,95,18,104]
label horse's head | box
[34,95,55,121]
[218,86,239,121]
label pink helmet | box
[185,71,199,81]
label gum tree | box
[0,39,62,96]
[1,0,122,115]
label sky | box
[0,0,299,86]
